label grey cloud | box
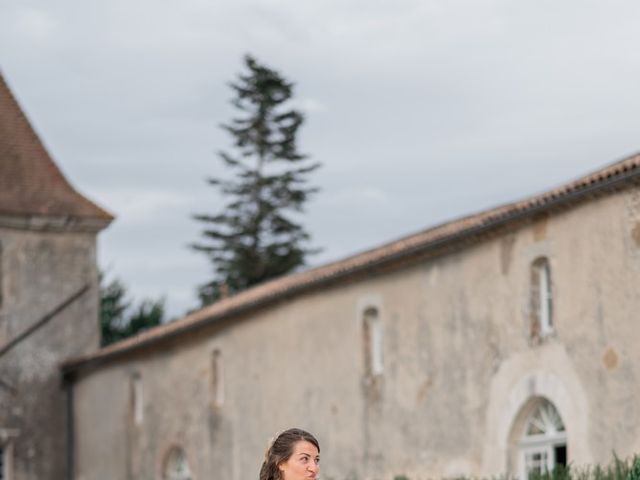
[2,0,640,316]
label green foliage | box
[529,463,573,480]
[628,457,640,480]
[326,455,640,480]
[439,455,640,480]
[192,54,320,306]
[100,272,165,346]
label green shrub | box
[627,456,640,480]
[506,455,639,480]
[380,454,640,480]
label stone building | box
[0,72,112,479]
[3,71,640,480]
[62,148,640,480]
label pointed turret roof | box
[0,71,112,225]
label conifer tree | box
[192,55,320,305]
[99,272,165,346]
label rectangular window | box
[523,447,551,479]
[363,307,383,377]
[0,242,3,309]
[522,442,566,480]
[539,263,553,335]
[370,319,383,375]
[530,257,553,340]
[211,350,224,408]
[131,374,143,426]
[0,441,13,480]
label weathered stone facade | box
[0,72,111,479]
[5,68,640,480]
[65,157,640,480]
[0,227,103,479]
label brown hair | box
[259,428,320,480]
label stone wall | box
[72,185,640,480]
[0,226,99,480]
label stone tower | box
[0,71,112,479]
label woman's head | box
[260,428,320,480]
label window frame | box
[163,446,192,480]
[363,307,383,377]
[518,400,567,480]
[530,257,554,340]
[131,373,144,427]
[211,349,224,408]
[0,434,15,480]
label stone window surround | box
[161,444,192,480]
[481,360,591,477]
[357,295,384,379]
[130,373,144,427]
[0,429,18,480]
[530,257,553,340]
[211,349,224,408]
[519,398,567,479]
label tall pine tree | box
[192,55,320,305]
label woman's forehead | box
[293,440,319,455]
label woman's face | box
[279,440,320,480]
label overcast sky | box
[2,0,640,318]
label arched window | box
[363,307,383,377]
[164,447,192,480]
[530,257,553,339]
[519,399,567,479]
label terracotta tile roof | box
[61,153,640,373]
[0,71,112,221]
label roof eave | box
[0,212,113,233]
[60,152,640,375]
